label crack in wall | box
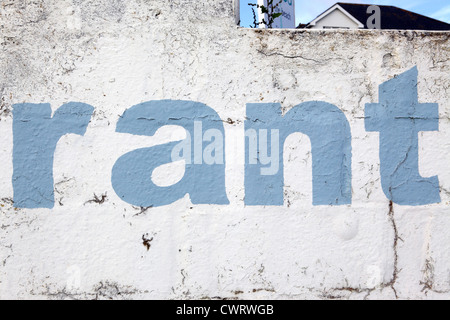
[1,244,13,267]
[325,286,375,300]
[420,244,450,295]
[382,200,401,299]
[84,193,108,205]
[324,201,403,300]
[133,206,153,217]
[257,49,326,64]
[36,281,143,300]
[54,177,76,206]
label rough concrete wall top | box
[0,0,449,300]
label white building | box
[304,2,450,30]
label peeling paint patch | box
[142,234,153,251]
[85,193,108,205]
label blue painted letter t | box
[365,67,440,205]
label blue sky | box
[240,0,450,27]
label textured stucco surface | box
[0,0,449,300]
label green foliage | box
[248,0,283,29]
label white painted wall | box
[0,0,449,300]
[311,8,361,29]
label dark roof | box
[300,2,450,30]
[338,3,450,30]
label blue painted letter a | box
[112,100,229,207]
